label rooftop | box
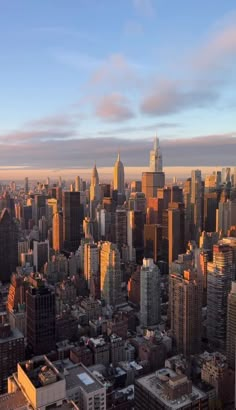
[0,391,27,410]
[65,363,104,394]
[136,369,206,410]
[20,356,63,388]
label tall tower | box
[90,163,100,201]
[53,211,63,252]
[113,153,125,194]
[149,135,163,172]
[168,202,185,265]
[140,258,160,328]
[191,169,202,243]
[26,275,55,355]
[84,242,99,292]
[62,191,81,252]
[0,209,18,282]
[100,242,123,306]
[226,281,236,369]
[207,244,233,349]
[170,268,202,356]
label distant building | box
[113,153,125,194]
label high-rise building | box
[127,210,145,262]
[33,240,49,272]
[26,275,55,355]
[115,208,127,252]
[144,224,162,263]
[140,258,160,328]
[226,281,236,369]
[217,200,236,235]
[207,244,233,349]
[53,211,63,252]
[84,242,99,292]
[203,192,218,232]
[24,177,29,194]
[191,169,202,243]
[100,242,123,306]
[90,163,100,201]
[0,208,18,282]
[149,136,163,172]
[75,175,81,192]
[142,172,165,200]
[34,194,46,225]
[62,191,81,251]
[169,268,202,356]
[0,321,24,394]
[113,153,125,194]
[168,202,185,265]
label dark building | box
[115,209,127,252]
[62,191,81,252]
[34,194,46,225]
[0,320,24,394]
[168,202,185,265]
[171,185,183,203]
[26,275,55,355]
[203,192,218,232]
[0,208,18,282]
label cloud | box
[0,133,235,170]
[140,78,219,116]
[95,94,135,122]
[88,53,140,90]
[97,121,180,136]
[133,0,155,18]
[191,20,236,72]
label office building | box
[203,192,218,232]
[53,211,63,252]
[226,281,236,369]
[0,321,24,394]
[191,169,202,243]
[169,269,202,356]
[0,208,18,282]
[207,244,233,349]
[26,275,56,355]
[100,242,123,306]
[115,208,127,252]
[142,171,165,200]
[135,368,208,410]
[140,258,160,328]
[168,202,185,265]
[113,152,125,194]
[63,191,81,251]
[84,242,99,292]
[75,175,81,192]
[33,240,49,272]
[144,224,162,263]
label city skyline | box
[0,1,236,175]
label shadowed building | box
[0,208,18,282]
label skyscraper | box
[53,211,63,252]
[226,281,236,369]
[115,208,127,252]
[100,242,123,306]
[62,191,81,252]
[191,169,202,243]
[26,274,55,355]
[24,177,29,194]
[113,153,125,194]
[207,244,233,349]
[84,242,99,291]
[140,258,160,328]
[168,202,185,265]
[0,208,18,282]
[170,268,202,356]
[149,135,163,172]
[142,172,165,200]
[75,175,81,192]
[33,240,49,272]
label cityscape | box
[1,1,236,410]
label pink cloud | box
[95,93,134,122]
[191,20,236,71]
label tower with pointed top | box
[90,163,100,201]
[150,135,163,172]
[113,152,125,194]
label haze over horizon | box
[0,0,236,175]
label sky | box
[0,0,236,179]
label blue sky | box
[0,0,236,175]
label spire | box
[154,134,159,151]
[117,151,120,162]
